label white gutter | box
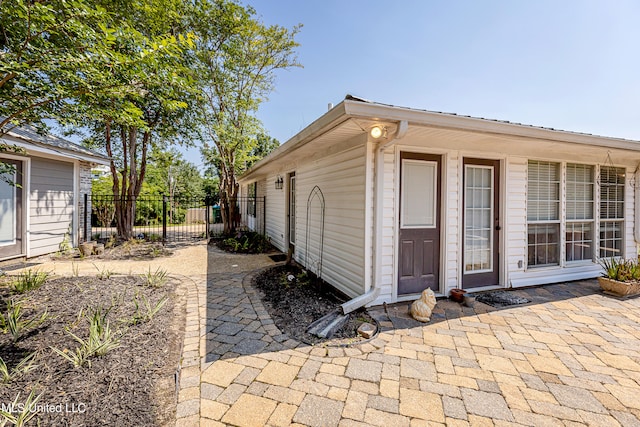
[341,120,408,314]
[635,164,640,244]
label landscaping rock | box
[357,322,377,339]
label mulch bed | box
[50,240,174,261]
[252,265,376,346]
[0,274,184,426]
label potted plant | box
[598,258,640,297]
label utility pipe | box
[341,120,408,314]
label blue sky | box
[183,0,640,165]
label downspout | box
[634,163,640,244]
[342,120,409,314]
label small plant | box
[126,294,168,325]
[0,352,38,384]
[599,258,640,282]
[143,267,168,288]
[93,264,113,280]
[58,224,72,255]
[10,270,48,294]
[218,231,272,254]
[51,307,121,368]
[0,389,43,427]
[0,300,49,343]
[71,262,79,277]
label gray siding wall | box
[30,157,74,256]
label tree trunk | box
[107,124,150,240]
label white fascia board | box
[343,100,640,152]
[4,134,111,165]
[239,102,350,182]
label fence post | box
[162,195,167,245]
[205,196,210,240]
[84,193,88,243]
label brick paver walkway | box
[177,247,640,427]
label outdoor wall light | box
[274,176,283,190]
[370,125,386,139]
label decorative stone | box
[79,241,96,257]
[357,322,377,339]
[410,288,437,322]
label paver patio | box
[172,243,640,426]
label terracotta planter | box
[598,277,640,297]
[450,288,467,303]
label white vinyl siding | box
[295,145,366,298]
[30,157,74,257]
[265,175,287,251]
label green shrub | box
[10,270,48,294]
[218,231,271,254]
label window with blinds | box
[600,166,625,258]
[527,161,560,267]
[566,164,594,261]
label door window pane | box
[464,165,493,273]
[401,160,436,227]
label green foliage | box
[10,270,48,294]
[126,293,168,325]
[279,269,310,288]
[0,0,112,134]
[192,0,300,234]
[51,307,121,368]
[218,231,271,254]
[0,352,38,384]
[599,258,640,281]
[143,267,168,288]
[0,389,43,427]
[0,300,49,343]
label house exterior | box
[239,95,640,309]
[0,125,109,261]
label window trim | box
[526,161,625,270]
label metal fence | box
[86,194,265,243]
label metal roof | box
[344,94,639,143]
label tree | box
[0,0,111,135]
[79,0,198,239]
[192,0,300,234]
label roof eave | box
[343,99,640,152]
[240,101,350,181]
[5,135,111,165]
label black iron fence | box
[86,194,265,243]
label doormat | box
[269,254,287,262]
[475,291,531,308]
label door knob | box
[495,225,501,231]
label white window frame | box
[527,160,561,268]
[565,163,595,264]
[599,165,625,259]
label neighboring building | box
[0,125,110,261]
[239,95,640,308]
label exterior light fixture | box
[370,125,386,139]
[275,176,283,190]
